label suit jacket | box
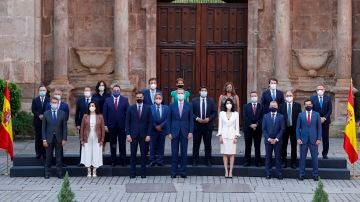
[46,101,70,121]
[310,95,332,125]
[125,104,152,138]
[75,96,97,127]
[31,96,50,128]
[243,103,263,133]
[296,111,322,144]
[261,89,285,114]
[150,104,169,136]
[279,102,302,129]
[262,112,285,143]
[143,88,164,105]
[42,110,68,143]
[79,114,105,143]
[191,96,217,129]
[92,92,111,114]
[168,101,194,138]
[103,95,129,129]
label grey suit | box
[42,110,67,177]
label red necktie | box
[307,112,311,125]
[114,98,118,110]
[179,102,183,117]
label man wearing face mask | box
[75,87,96,166]
[168,88,194,178]
[310,85,332,159]
[261,78,285,114]
[149,93,169,167]
[243,91,264,167]
[32,85,50,160]
[262,101,285,179]
[170,78,191,103]
[125,92,151,178]
[279,91,302,169]
[296,100,322,181]
[103,84,129,167]
[42,96,67,179]
[143,78,164,105]
[191,86,217,166]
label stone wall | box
[0,0,41,111]
[353,0,360,119]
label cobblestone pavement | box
[1,135,360,202]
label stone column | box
[114,0,134,93]
[49,0,73,100]
[143,0,157,82]
[332,0,353,134]
[274,0,292,90]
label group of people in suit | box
[31,77,332,181]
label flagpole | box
[5,154,9,176]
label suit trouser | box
[281,127,297,164]
[150,132,165,164]
[299,142,319,177]
[244,130,262,164]
[171,132,188,176]
[130,136,147,175]
[44,136,63,176]
[34,125,45,158]
[265,142,282,176]
[192,124,212,161]
[321,123,330,156]
[109,127,126,163]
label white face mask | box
[84,91,91,98]
[177,94,185,101]
[99,86,105,91]
[269,84,277,90]
[317,90,324,96]
[89,107,96,112]
[250,96,258,103]
[200,91,207,98]
[285,96,293,103]
[226,104,232,110]
[54,95,61,100]
[150,84,157,90]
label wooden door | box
[157,3,247,122]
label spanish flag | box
[0,82,14,160]
[343,83,358,164]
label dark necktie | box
[138,105,142,119]
[319,97,323,108]
[272,113,276,125]
[252,104,256,115]
[86,98,90,105]
[201,99,206,119]
[287,103,292,126]
[114,98,118,110]
[157,106,161,119]
[52,111,57,121]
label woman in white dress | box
[217,98,240,178]
[80,101,105,177]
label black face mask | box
[270,107,277,113]
[177,84,184,88]
[305,106,312,111]
[136,99,143,104]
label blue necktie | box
[271,90,276,100]
[52,111,57,121]
[201,99,206,119]
[319,97,323,108]
[287,103,292,126]
[157,106,161,119]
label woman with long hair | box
[218,82,240,112]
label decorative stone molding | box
[292,49,333,77]
[74,47,113,74]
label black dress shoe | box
[298,176,304,181]
[171,175,177,178]
[290,163,297,169]
[141,175,146,178]
[157,163,164,167]
[243,162,251,167]
[206,161,212,167]
[313,176,319,181]
[121,162,126,167]
[111,162,116,167]
[282,163,287,168]
[57,174,64,179]
[78,163,85,167]
[36,154,41,159]
[192,161,198,167]
[130,175,136,179]
[44,174,50,179]
[277,175,283,180]
[62,163,67,167]
[180,174,187,178]
[150,162,156,167]
[323,155,328,159]
[266,175,271,179]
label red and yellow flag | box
[343,83,358,164]
[0,82,14,160]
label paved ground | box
[1,135,360,201]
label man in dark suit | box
[46,89,69,121]
[310,85,332,159]
[149,93,169,167]
[143,78,163,105]
[296,99,322,181]
[42,96,67,179]
[279,90,302,168]
[75,86,96,166]
[126,91,151,178]
[103,84,129,166]
[262,101,285,179]
[191,86,217,166]
[168,88,194,178]
[31,85,50,159]
[261,78,284,114]
[243,91,263,167]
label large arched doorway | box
[156,0,248,121]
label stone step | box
[10,165,350,179]
[13,154,348,169]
